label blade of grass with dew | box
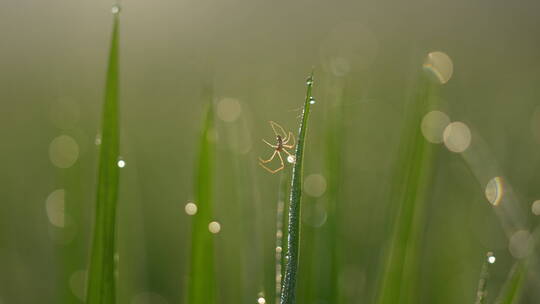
[495,261,527,304]
[274,172,288,304]
[474,252,495,304]
[86,7,120,304]
[375,74,438,304]
[280,72,314,304]
[188,103,216,304]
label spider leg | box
[259,162,282,174]
[259,150,277,164]
[269,121,287,138]
[262,139,278,148]
[259,151,284,174]
[275,151,285,172]
[283,132,295,146]
[283,135,290,144]
[282,148,294,157]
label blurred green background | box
[1,0,540,303]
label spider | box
[259,121,296,174]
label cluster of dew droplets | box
[274,200,285,304]
[306,75,313,86]
[184,201,221,234]
[418,51,473,156]
[306,75,316,104]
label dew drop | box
[111,5,120,15]
[209,221,221,234]
[443,121,471,153]
[217,97,242,122]
[421,111,450,144]
[486,252,496,264]
[46,189,66,227]
[49,135,80,168]
[287,155,296,163]
[275,246,282,253]
[485,177,504,206]
[423,51,453,84]
[304,174,327,197]
[257,296,266,304]
[185,202,197,215]
[309,97,316,105]
[306,76,314,86]
[117,159,126,168]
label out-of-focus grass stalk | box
[324,77,346,304]
[375,74,437,304]
[188,103,216,304]
[495,261,526,304]
[86,7,120,304]
[474,252,494,304]
[280,72,315,304]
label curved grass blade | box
[188,102,216,304]
[86,8,120,304]
[375,75,438,304]
[280,72,315,304]
[495,261,526,304]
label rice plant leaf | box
[188,102,216,304]
[495,261,526,304]
[274,172,289,303]
[324,79,346,304]
[474,253,494,304]
[86,10,120,304]
[280,72,314,304]
[375,75,437,304]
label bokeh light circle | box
[423,51,454,84]
[421,111,450,143]
[443,122,471,153]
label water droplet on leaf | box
[111,5,121,15]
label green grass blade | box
[280,72,315,304]
[474,252,494,304]
[375,75,436,304]
[324,79,346,304]
[274,172,289,304]
[188,103,216,304]
[495,261,526,304]
[86,8,120,304]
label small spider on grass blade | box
[259,121,296,174]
